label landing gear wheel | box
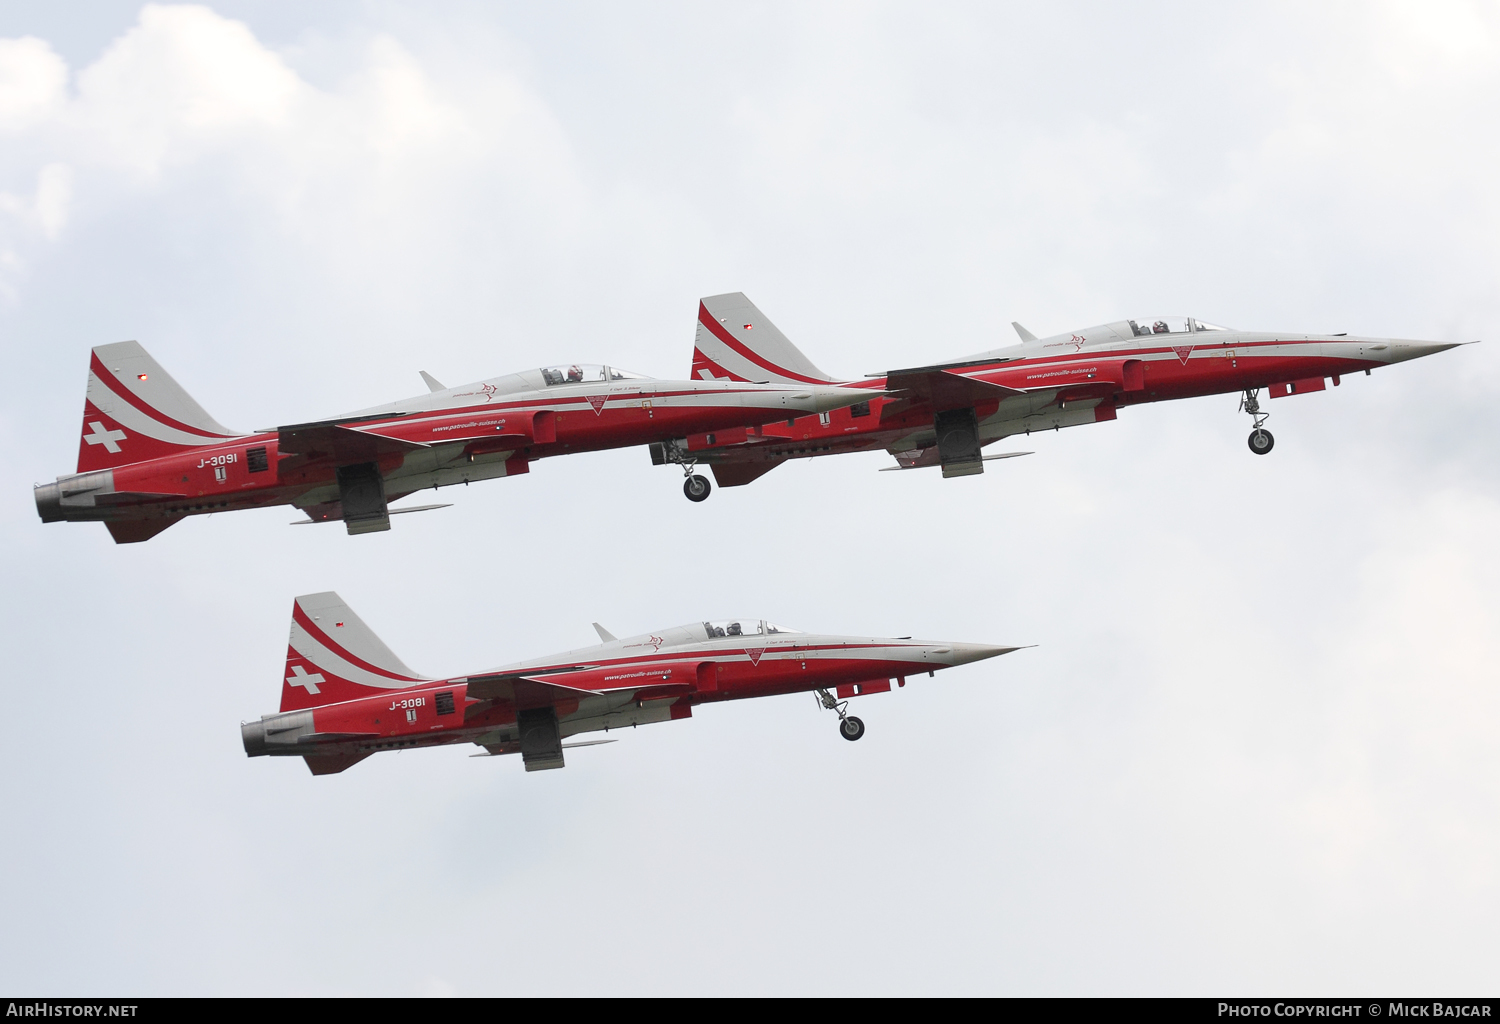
[1248,428,1275,455]
[839,716,866,741]
[683,474,712,502]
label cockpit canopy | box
[539,364,651,386]
[702,619,800,639]
[1127,317,1231,336]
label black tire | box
[839,716,865,741]
[1248,428,1275,455]
[683,474,712,502]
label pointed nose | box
[1384,340,1462,364]
[943,643,1019,666]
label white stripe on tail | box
[78,341,242,472]
[692,292,840,385]
[282,592,428,712]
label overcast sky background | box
[1,1,1497,996]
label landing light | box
[137,374,148,380]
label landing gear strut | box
[1239,388,1274,455]
[658,440,713,501]
[816,688,865,741]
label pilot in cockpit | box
[1153,320,1170,334]
[727,621,742,636]
[567,364,583,382]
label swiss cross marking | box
[1172,346,1194,364]
[586,394,608,415]
[744,647,766,666]
[83,420,127,453]
[286,665,324,694]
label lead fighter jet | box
[662,293,1469,495]
[35,342,867,542]
[242,592,1021,774]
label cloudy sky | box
[2,1,1497,996]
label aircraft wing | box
[882,368,1026,416]
[462,669,694,716]
[277,421,429,462]
[463,671,599,707]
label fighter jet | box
[659,293,1469,495]
[35,342,867,542]
[242,592,1021,774]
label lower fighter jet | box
[35,341,866,542]
[659,292,1469,495]
[242,592,1020,774]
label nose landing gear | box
[816,688,865,741]
[656,439,714,501]
[683,473,712,502]
[1239,388,1274,455]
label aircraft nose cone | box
[943,642,1018,666]
[1386,341,1462,364]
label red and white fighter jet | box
[35,342,868,542]
[662,293,1470,494]
[243,592,1020,774]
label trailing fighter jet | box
[242,592,1020,774]
[657,293,1469,496]
[35,342,867,542]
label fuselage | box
[689,318,1460,466]
[37,358,863,537]
[243,617,1012,765]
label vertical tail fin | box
[692,292,840,384]
[78,341,242,472]
[281,592,428,712]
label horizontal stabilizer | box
[303,752,372,775]
[278,422,428,462]
[106,518,182,544]
[710,461,782,488]
[881,451,1032,472]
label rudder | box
[281,592,428,712]
[78,341,241,472]
[692,292,839,385]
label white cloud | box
[0,35,67,131]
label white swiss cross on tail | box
[286,665,324,694]
[83,420,126,453]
